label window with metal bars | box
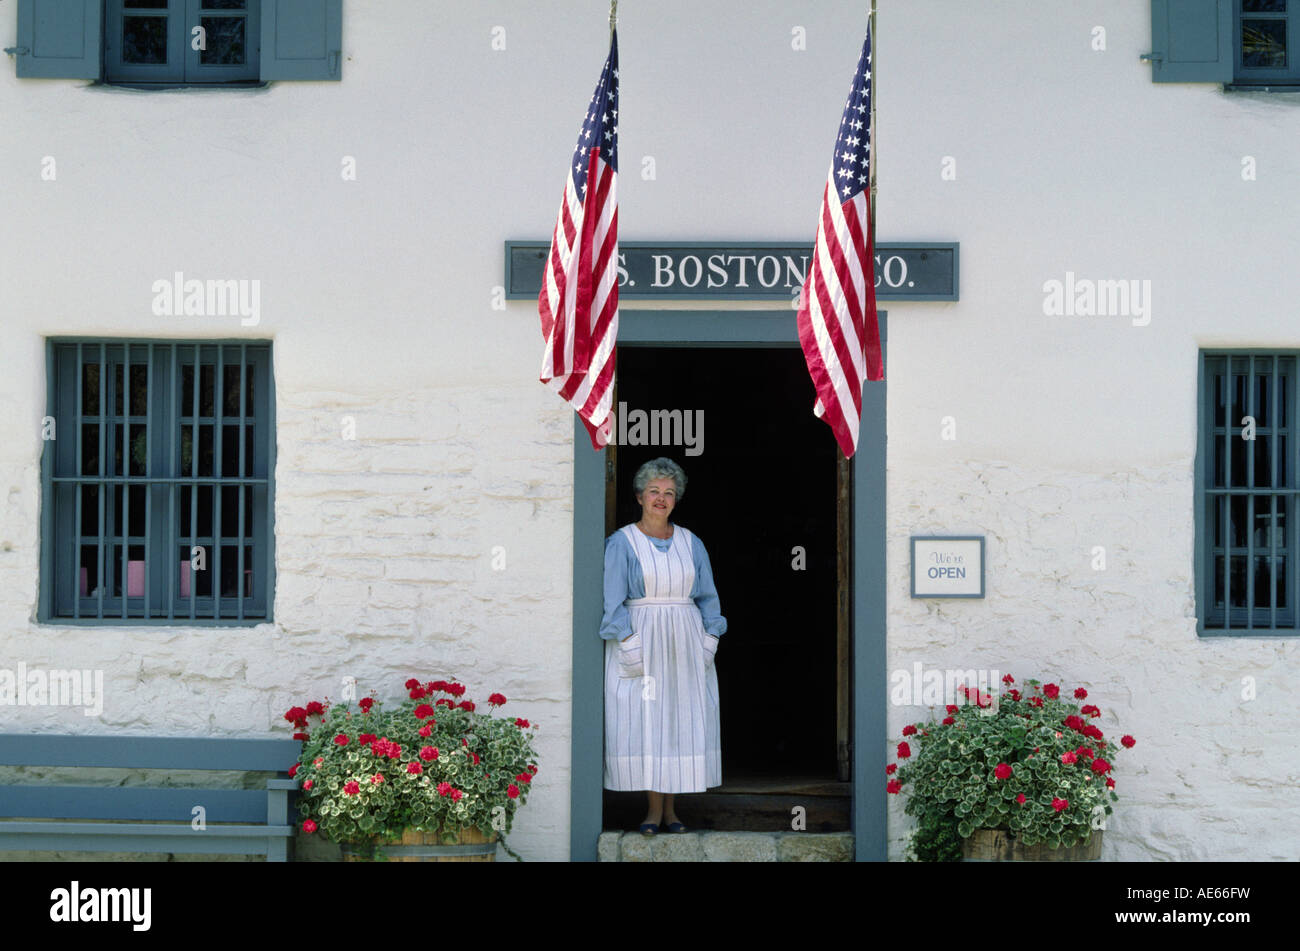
[40,340,274,624]
[1197,352,1295,634]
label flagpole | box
[869,0,876,271]
[610,0,618,38]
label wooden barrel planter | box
[341,827,497,862]
[962,828,1102,862]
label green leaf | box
[957,820,973,839]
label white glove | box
[616,631,644,679]
[702,634,720,667]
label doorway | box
[568,308,886,859]
[600,346,848,831]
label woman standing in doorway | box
[600,457,727,834]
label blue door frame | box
[569,309,887,861]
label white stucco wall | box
[1,0,1297,861]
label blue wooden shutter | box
[12,0,102,79]
[260,0,342,81]
[1150,0,1232,82]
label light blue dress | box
[600,522,727,793]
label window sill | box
[92,80,270,92]
[1224,83,1300,93]
[1198,625,1297,637]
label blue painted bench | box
[0,733,302,861]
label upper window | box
[9,0,341,84]
[1235,0,1297,84]
[1197,352,1296,635]
[41,341,275,625]
[107,0,260,85]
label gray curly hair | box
[633,457,687,502]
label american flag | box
[538,30,620,450]
[795,25,884,458]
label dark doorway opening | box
[601,346,849,831]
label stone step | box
[598,830,854,862]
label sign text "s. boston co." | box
[505,241,958,301]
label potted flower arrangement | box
[282,676,539,861]
[887,675,1137,862]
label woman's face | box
[638,477,678,521]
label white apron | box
[603,523,722,793]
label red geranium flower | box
[306,701,325,716]
[302,779,313,790]
[1091,757,1111,774]
[516,773,532,783]
[1064,715,1085,733]
[459,700,476,712]
[419,746,438,761]
[1029,697,1044,708]
[283,706,308,725]
[288,763,299,778]
[448,683,466,697]
[409,687,427,700]
[994,763,1012,780]
[1052,797,1069,812]
[1106,777,1116,789]
[942,716,955,725]
[885,763,897,775]
[407,762,423,775]
[334,734,349,746]
[1043,683,1060,699]
[414,704,435,719]
[359,697,374,713]
[1007,689,1021,701]
[313,757,323,766]
[450,788,463,802]
[515,718,531,728]
[418,724,433,738]
[1061,751,1077,765]
[343,781,360,795]
[896,742,911,759]
[436,698,454,708]
[1016,794,1026,804]
[945,704,959,714]
[886,779,902,794]
[1074,687,1087,699]
[527,764,538,774]
[359,733,377,745]
[405,678,421,690]
[1081,704,1100,717]
[1076,747,1095,760]
[370,773,384,785]
[1002,674,1015,684]
[293,732,310,741]
[437,782,452,796]
[489,693,507,706]
[1121,735,1136,748]
[1083,725,1104,741]
[507,784,520,799]
[902,724,917,736]
[302,819,317,833]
